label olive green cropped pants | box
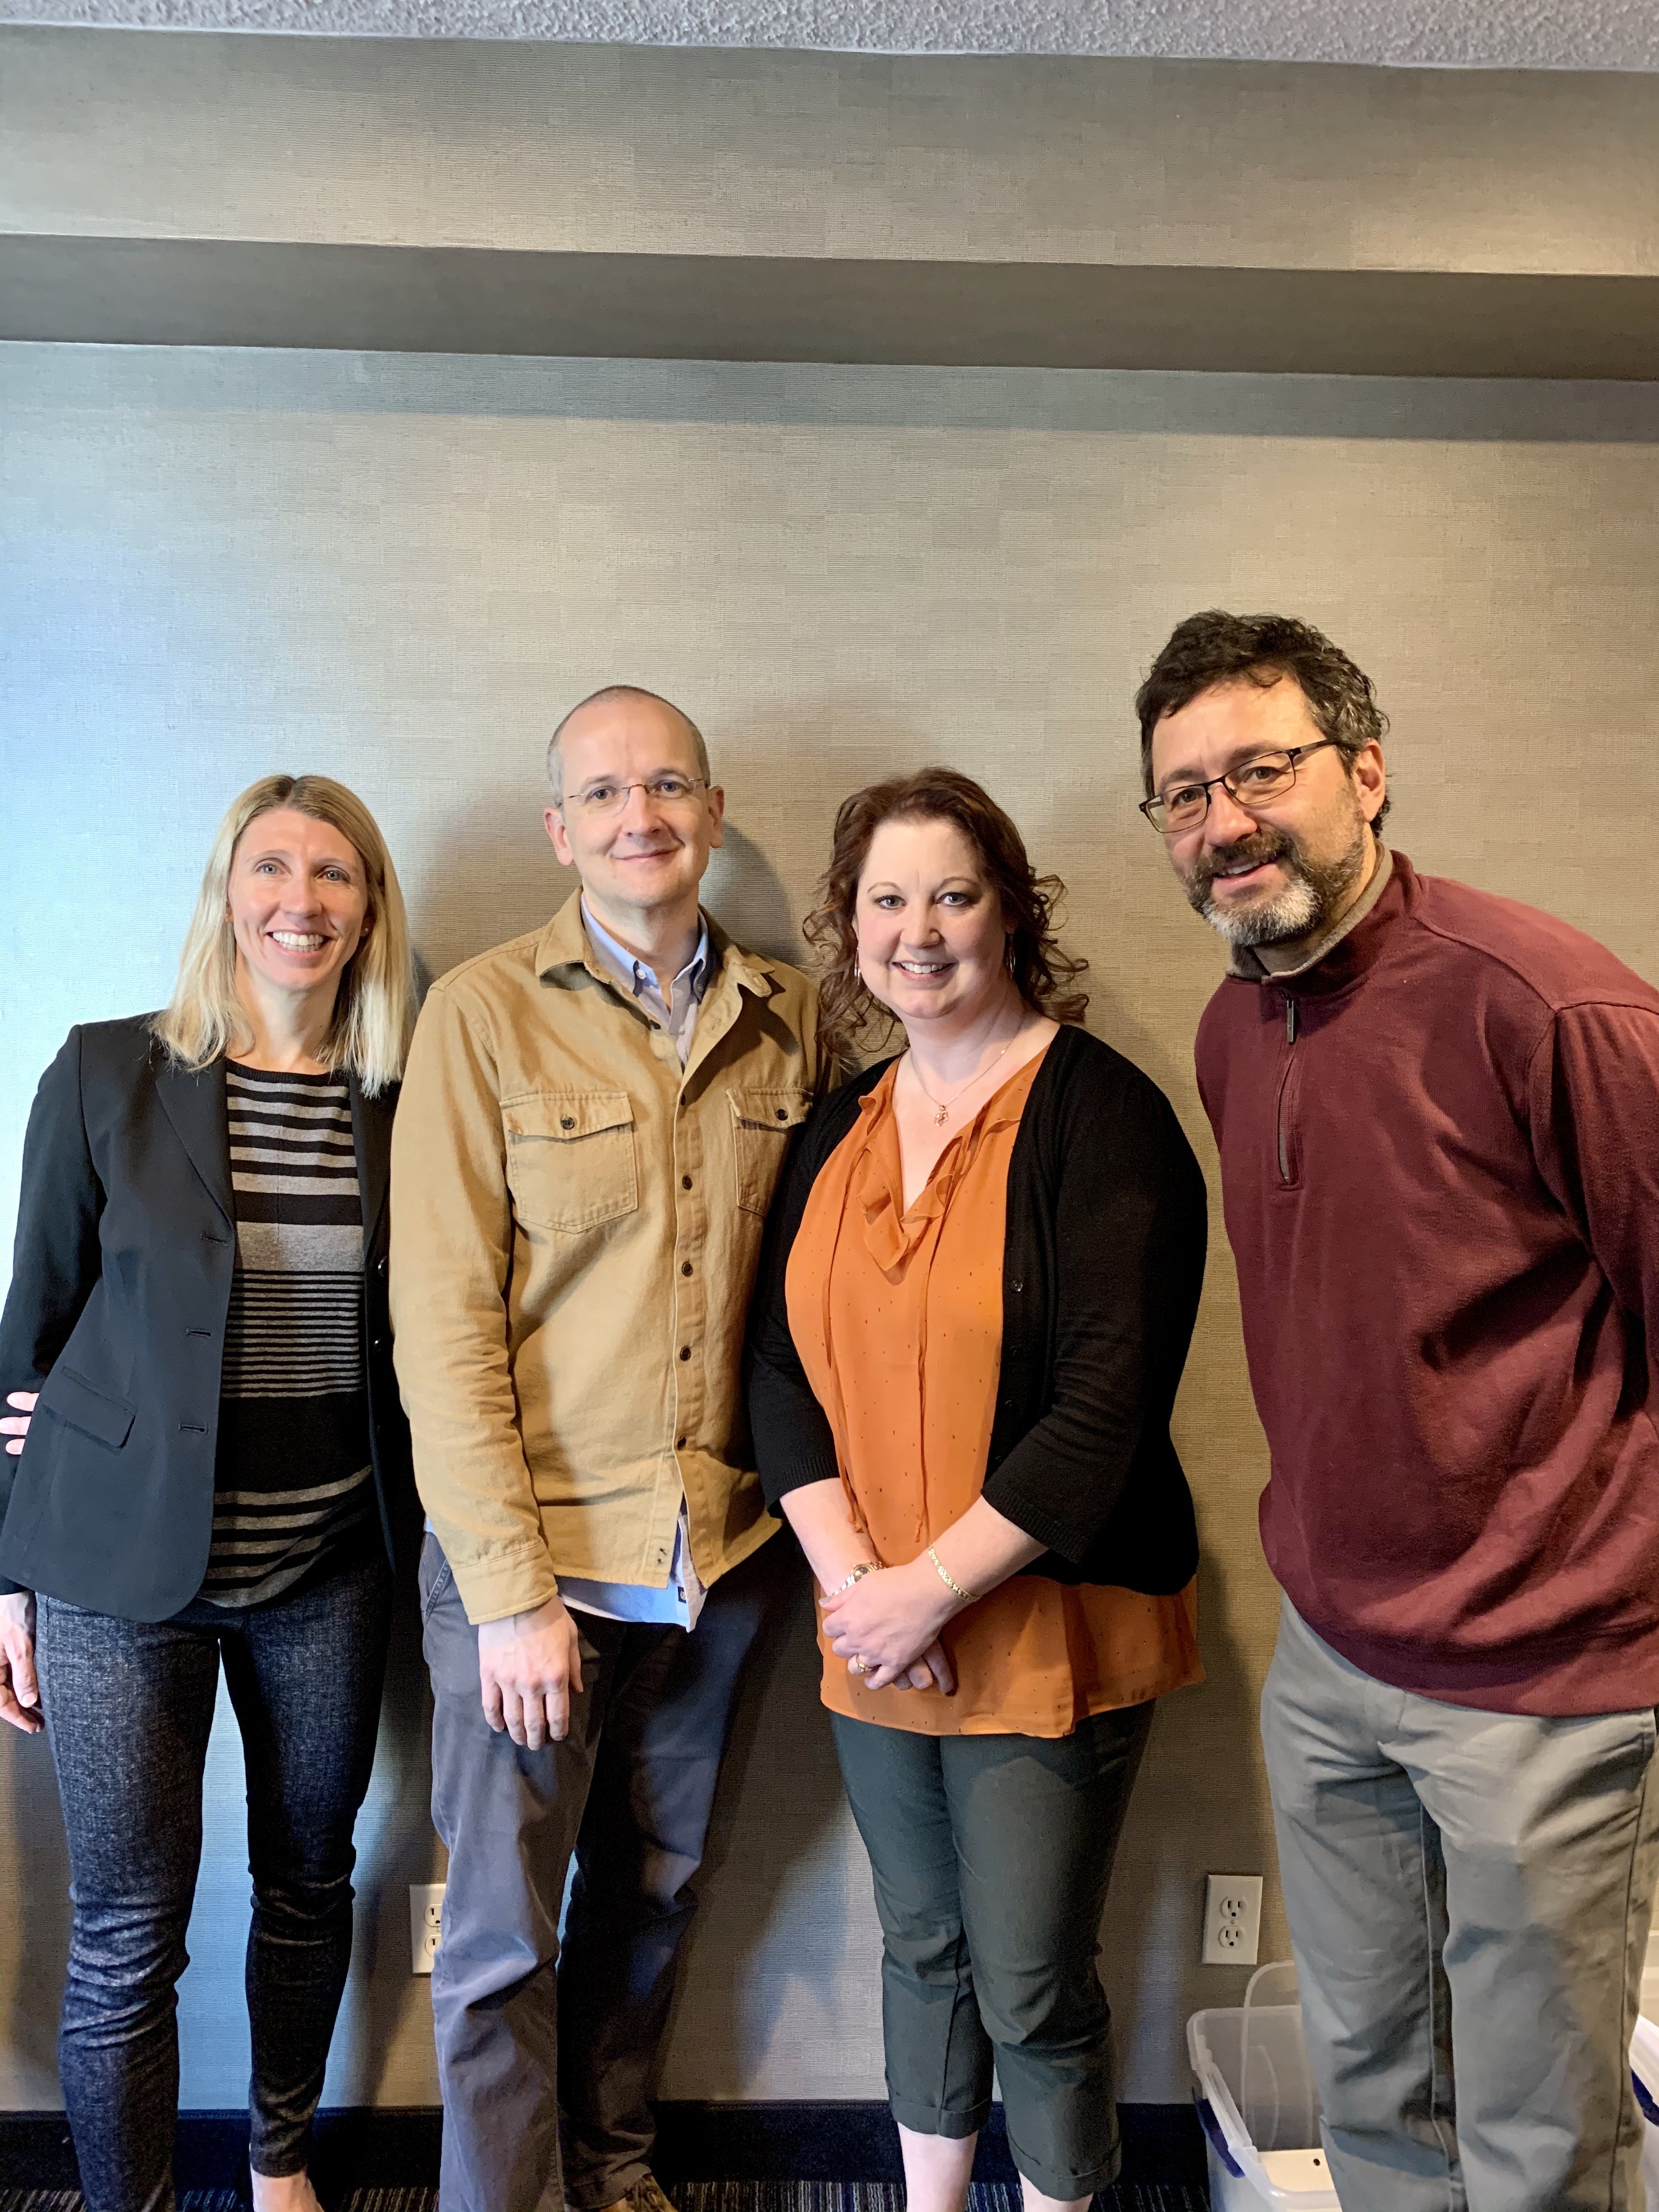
[831,1701,1155,2201]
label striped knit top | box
[202,1061,375,1607]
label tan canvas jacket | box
[390,890,820,1623]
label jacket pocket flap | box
[502,1090,635,1143]
[731,1088,813,1132]
[48,1366,137,1451]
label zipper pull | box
[1285,996,1298,1044]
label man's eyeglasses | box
[561,776,709,819]
[1138,740,1340,836]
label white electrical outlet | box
[410,1883,445,1976]
[1202,1874,1264,1966]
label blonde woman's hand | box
[1,1391,37,1457]
[0,1592,41,1735]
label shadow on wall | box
[659,1552,859,2095]
[1102,1554,1271,2097]
[1,1729,71,2106]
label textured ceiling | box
[4,0,1658,66]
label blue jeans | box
[1262,1596,1659,2212]
[36,1550,393,2212]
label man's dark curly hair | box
[1135,611,1391,834]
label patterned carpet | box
[0,2186,1210,2211]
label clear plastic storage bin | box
[1193,1955,1659,2209]
[1187,1963,1340,2210]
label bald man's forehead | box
[556,699,702,778]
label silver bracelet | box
[826,1561,882,1596]
[927,1545,978,1604]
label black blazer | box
[748,1023,1207,1595]
[0,1016,412,1620]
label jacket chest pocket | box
[502,1090,638,1233]
[730,1088,812,1216]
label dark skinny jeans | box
[35,1550,392,2212]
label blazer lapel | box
[156,1054,234,1228]
[351,1078,393,1256]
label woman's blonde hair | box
[152,774,415,1096]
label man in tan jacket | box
[391,687,819,2212]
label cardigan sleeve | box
[979,1063,1207,1563]
[0,1027,107,1590]
[746,1091,857,1507]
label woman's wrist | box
[924,1543,979,1608]
[824,1559,882,1597]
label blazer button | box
[775,1107,788,1120]
[676,1435,687,1450]
[681,1175,693,1190]
[679,1346,691,1362]
[681,1261,692,1277]
[561,1115,575,1130]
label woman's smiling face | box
[853,815,1011,1032]
[226,806,371,1006]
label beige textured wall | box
[3,345,1658,2111]
[6,28,1659,276]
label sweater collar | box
[1224,845,1410,996]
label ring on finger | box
[849,1654,871,1677]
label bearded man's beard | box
[1185,812,1370,949]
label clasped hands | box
[821,1556,960,1695]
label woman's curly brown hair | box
[803,766,1089,1063]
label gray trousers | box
[420,1533,787,2212]
[831,1700,1155,2200]
[1261,1597,1659,2212]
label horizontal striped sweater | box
[202,1061,374,1607]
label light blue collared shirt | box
[580,899,712,1070]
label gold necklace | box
[907,1019,1022,1128]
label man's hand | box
[477,1592,584,1748]
[0,1592,41,1735]
[1,1391,37,1458]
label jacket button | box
[775,1107,788,1121]
[676,1436,687,1450]
[1011,1280,1023,1294]
[681,1175,693,1190]
[681,1261,692,1277]
[561,1115,575,1130]
[679,1346,691,1362]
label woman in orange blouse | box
[750,769,1207,2212]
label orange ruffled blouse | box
[785,1047,1201,1738]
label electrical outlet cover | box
[409,1883,445,1976]
[1202,1873,1264,1966]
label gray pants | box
[831,1700,1155,2200]
[1261,1597,1659,2212]
[420,1533,787,2212]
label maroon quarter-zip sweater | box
[1197,849,1659,1715]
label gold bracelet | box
[827,1561,882,1596]
[927,1545,978,1604]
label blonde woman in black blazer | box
[0,775,414,2212]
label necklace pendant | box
[933,1105,950,1127]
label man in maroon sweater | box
[1137,610,1659,2211]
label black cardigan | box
[0,1017,413,1619]
[748,1022,1207,1595]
